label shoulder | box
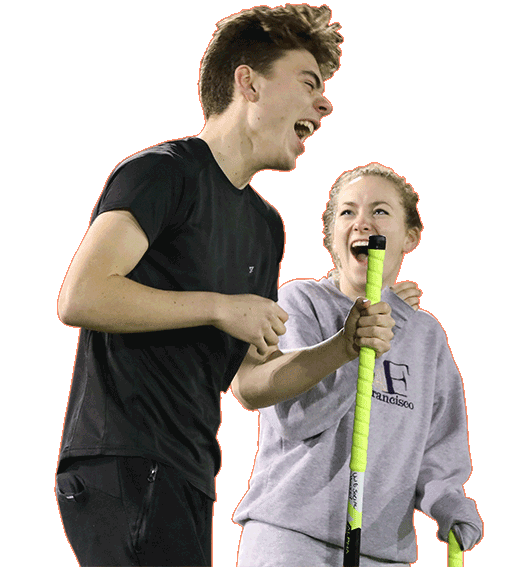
[415,308,440,324]
[408,307,451,352]
[279,277,342,312]
[280,277,325,296]
[416,308,446,334]
[110,137,208,179]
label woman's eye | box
[340,209,352,216]
[374,208,389,216]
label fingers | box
[256,326,284,356]
[355,312,394,334]
[391,281,417,293]
[354,302,392,331]
[276,305,289,324]
[355,313,394,331]
[354,329,394,344]
[344,300,395,358]
[271,318,287,336]
[217,294,289,354]
[343,297,368,344]
[349,297,370,320]
[354,323,394,357]
[262,325,280,348]
[255,339,269,357]
[390,281,422,311]
[354,336,393,357]
[254,302,288,355]
[396,287,422,303]
[355,305,394,357]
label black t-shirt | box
[58,138,284,498]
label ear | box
[403,227,421,254]
[234,65,260,103]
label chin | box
[267,155,297,172]
[282,159,297,172]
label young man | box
[56,5,345,567]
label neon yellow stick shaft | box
[344,236,386,567]
[350,245,385,473]
[448,530,463,567]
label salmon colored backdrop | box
[1,0,529,567]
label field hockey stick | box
[448,529,463,566]
[343,234,386,567]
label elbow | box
[231,378,258,411]
[57,285,84,328]
[57,296,77,327]
[235,390,259,412]
[236,387,273,411]
[238,397,258,412]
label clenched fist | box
[213,294,288,355]
[343,298,395,359]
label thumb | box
[354,297,370,313]
[344,297,370,330]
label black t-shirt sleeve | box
[270,213,284,302]
[94,152,186,246]
[266,221,282,303]
[269,281,279,303]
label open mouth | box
[294,120,315,142]
[351,240,369,262]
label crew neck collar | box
[192,137,251,192]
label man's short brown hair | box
[200,4,343,120]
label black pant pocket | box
[131,461,158,553]
[56,471,88,504]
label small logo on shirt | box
[249,266,255,274]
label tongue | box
[356,253,368,263]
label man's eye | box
[305,82,315,90]
[340,209,352,216]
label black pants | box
[56,456,213,567]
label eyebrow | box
[340,200,393,209]
[301,70,324,92]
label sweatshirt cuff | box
[431,493,483,544]
[451,522,482,551]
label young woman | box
[233,164,482,566]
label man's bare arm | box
[232,299,395,410]
[232,332,351,410]
[58,210,287,351]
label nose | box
[353,211,373,233]
[314,94,332,117]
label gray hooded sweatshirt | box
[234,278,482,564]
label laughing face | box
[332,175,420,300]
[246,49,333,171]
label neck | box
[336,274,366,300]
[198,114,261,190]
[335,269,397,301]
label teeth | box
[294,120,315,140]
[297,120,315,134]
[352,240,369,248]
